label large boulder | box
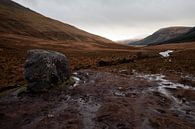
[24,49,70,92]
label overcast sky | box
[13,0,195,41]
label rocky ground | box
[1,39,195,129]
[0,69,195,129]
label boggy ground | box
[0,69,195,129]
[1,35,195,91]
[1,36,195,129]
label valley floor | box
[0,69,195,129]
[0,35,195,129]
[1,35,195,91]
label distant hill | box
[154,27,195,45]
[0,0,119,47]
[117,39,140,45]
[129,27,192,45]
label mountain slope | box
[154,27,195,45]
[129,27,192,45]
[0,0,114,45]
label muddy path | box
[0,69,195,129]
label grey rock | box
[24,49,70,92]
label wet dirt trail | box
[0,69,195,129]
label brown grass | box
[0,33,137,90]
[1,34,195,91]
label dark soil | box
[0,70,194,129]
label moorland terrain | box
[0,0,195,129]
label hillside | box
[129,27,192,45]
[154,27,195,45]
[0,0,135,89]
[117,39,140,45]
[0,0,119,47]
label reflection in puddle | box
[72,76,80,87]
[135,73,195,123]
[159,50,174,57]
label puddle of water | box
[113,90,126,97]
[112,88,139,98]
[159,50,173,57]
[71,72,82,88]
[135,73,195,122]
[136,73,195,91]
[72,76,80,87]
[72,72,90,86]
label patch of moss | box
[55,77,75,89]
[0,86,27,97]
[13,86,27,96]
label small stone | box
[119,70,128,75]
[118,87,123,90]
[47,114,54,118]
